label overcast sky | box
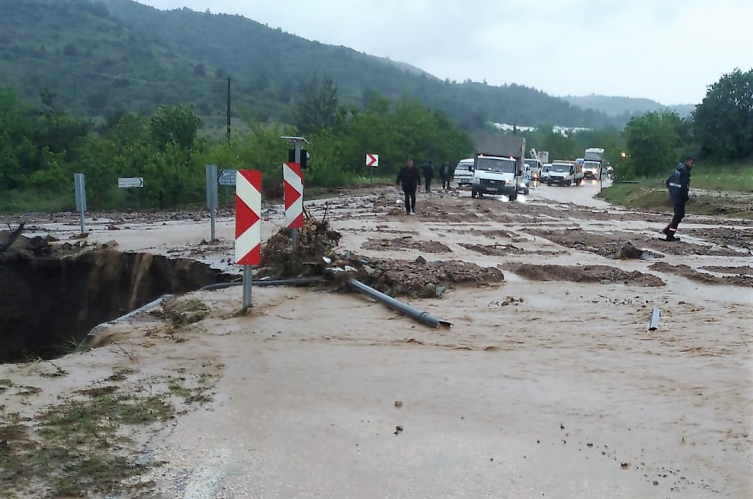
[141,0,752,104]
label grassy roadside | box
[600,180,753,218]
[686,163,753,192]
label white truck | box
[470,134,526,200]
[546,161,584,186]
[583,147,605,179]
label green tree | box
[622,111,683,178]
[149,105,200,152]
[693,68,753,161]
[294,75,339,135]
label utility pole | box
[226,77,231,142]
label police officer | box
[663,156,695,241]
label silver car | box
[453,158,474,186]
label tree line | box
[0,80,472,211]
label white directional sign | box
[118,177,144,188]
[366,153,379,167]
[218,169,237,186]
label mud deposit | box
[0,246,228,362]
[528,228,746,258]
[650,262,753,287]
[459,243,558,256]
[357,258,505,297]
[503,263,666,287]
[362,237,451,254]
[701,265,753,276]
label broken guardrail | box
[347,278,452,329]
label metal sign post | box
[366,153,379,184]
[242,266,253,311]
[236,170,262,312]
[281,136,309,251]
[74,173,87,235]
[205,165,218,241]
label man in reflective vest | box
[663,156,695,241]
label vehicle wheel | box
[471,190,477,199]
[524,188,529,195]
[547,182,552,186]
[576,179,582,185]
[566,181,572,187]
[511,190,517,201]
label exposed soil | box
[682,227,753,252]
[701,265,753,276]
[350,258,505,298]
[526,228,663,259]
[0,243,229,362]
[459,243,559,257]
[362,237,451,254]
[502,263,666,287]
[528,228,747,258]
[649,262,753,287]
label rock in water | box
[614,241,644,260]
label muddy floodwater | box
[1,181,751,498]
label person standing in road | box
[663,156,695,241]
[423,160,434,193]
[441,161,453,190]
[396,156,420,215]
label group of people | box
[395,157,453,215]
[395,153,696,240]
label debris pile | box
[259,215,342,278]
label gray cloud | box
[141,0,753,104]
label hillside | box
[564,94,696,118]
[0,0,621,130]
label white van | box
[453,158,474,187]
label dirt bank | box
[649,262,753,287]
[0,244,229,362]
[503,263,666,287]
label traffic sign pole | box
[206,165,218,241]
[74,173,87,235]
[235,170,262,312]
[292,143,301,250]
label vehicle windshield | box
[524,159,538,168]
[552,164,571,172]
[476,157,516,173]
[456,163,471,171]
[584,161,600,169]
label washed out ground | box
[1,179,751,498]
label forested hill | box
[0,0,620,130]
[564,94,696,118]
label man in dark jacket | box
[423,161,435,193]
[663,156,695,241]
[440,161,453,190]
[396,157,420,215]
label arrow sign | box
[118,177,144,188]
[235,170,262,265]
[366,153,379,167]
[283,162,304,229]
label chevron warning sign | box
[283,162,304,229]
[235,170,262,265]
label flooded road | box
[2,180,751,498]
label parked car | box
[540,163,552,183]
[453,158,474,186]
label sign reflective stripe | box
[668,182,682,188]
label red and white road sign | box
[283,162,304,229]
[366,153,379,167]
[235,170,262,265]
